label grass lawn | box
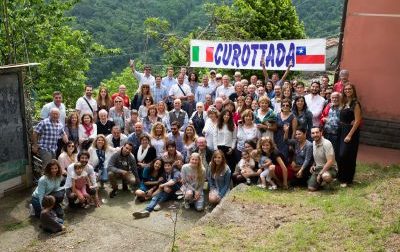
[174,164,400,251]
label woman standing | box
[274,98,297,159]
[236,109,259,161]
[292,96,313,141]
[96,86,112,113]
[254,96,277,139]
[338,83,362,187]
[188,72,199,95]
[30,160,64,218]
[150,122,168,158]
[58,141,77,179]
[202,107,219,151]
[78,113,97,150]
[190,102,207,137]
[138,96,154,120]
[142,105,162,133]
[181,153,206,211]
[65,112,80,147]
[134,135,157,178]
[131,84,151,110]
[213,109,237,172]
[88,134,116,183]
[182,125,198,163]
[208,150,231,206]
[109,96,130,132]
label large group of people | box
[30,60,362,232]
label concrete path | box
[357,144,400,166]
[0,188,205,252]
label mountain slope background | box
[70,0,344,85]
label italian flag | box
[192,46,214,62]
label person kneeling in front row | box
[308,127,337,191]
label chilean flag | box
[296,46,325,64]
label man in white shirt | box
[41,91,66,126]
[75,85,97,121]
[169,74,192,101]
[305,81,325,127]
[130,61,155,88]
[215,75,235,100]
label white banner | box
[190,39,326,71]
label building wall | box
[341,0,400,121]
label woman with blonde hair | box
[208,150,231,205]
[88,134,116,183]
[108,96,130,132]
[182,125,198,163]
[181,153,206,211]
[150,122,168,158]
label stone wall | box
[360,118,400,149]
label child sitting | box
[132,161,181,218]
[72,162,91,208]
[257,155,277,190]
[40,195,65,233]
[232,151,256,185]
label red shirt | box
[111,93,130,107]
[333,80,344,93]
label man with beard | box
[305,81,325,127]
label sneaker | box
[257,184,266,189]
[132,210,150,219]
[29,204,35,216]
[74,198,80,204]
[340,183,348,188]
[246,178,251,185]
[154,204,161,211]
[184,202,191,209]
[175,190,183,196]
[176,194,184,200]
[109,190,117,198]
[83,204,90,209]
[268,185,278,190]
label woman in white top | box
[213,109,237,172]
[78,113,97,150]
[88,134,116,183]
[150,122,168,158]
[236,109,259,163]
[202,107,219,151]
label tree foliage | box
[0,0,117,109]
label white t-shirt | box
[76,96,97,118]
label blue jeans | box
[31,189,65,218]
[145,191,173,212]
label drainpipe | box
[335,0,349,83]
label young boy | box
[132,162,181,218]
[40,195,66,233]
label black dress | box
[337,100,360,184]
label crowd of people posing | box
[30,61,362,232]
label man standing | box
[106,125,128,148]
[108,143,139,198]
[169,74,192,101]
[40,91,66,126]
[320,92,341,160]
[167,99,189,131]
[127,122,146,152]
[295,81,306,97]
[305,81,325,127]
[65,151,98,207]
[111,85,130,108]
[215,75,235,100]
[182,94,196,118]
[130,62,155,88]
[151,75,168,104]
[161,67,177,92]
[32,108,67,167]
[76,85,98,121]
[195,75,214,103]
[308,127,337,191]
[96,109,115,136]
[262,59,292,87]
[333,69,349,93]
